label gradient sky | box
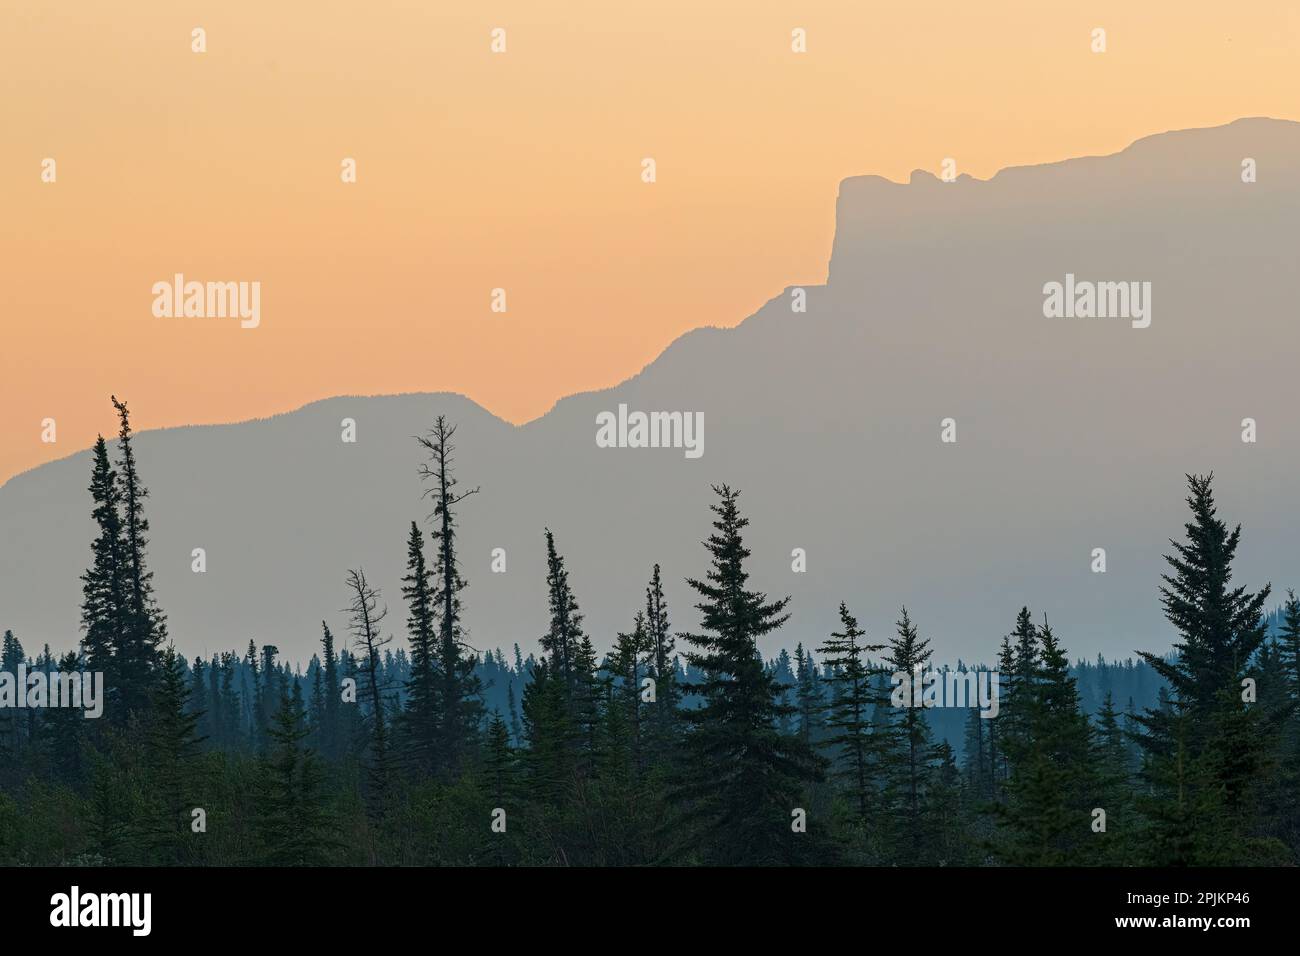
[3,0,1298,485]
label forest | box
[1,397,1298,866]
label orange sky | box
[3,0,1298,484]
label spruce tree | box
[1132,474,1278,863]
[319,622,340,760]
[991,620,1098,866]
[608,612,650,776]
[818,602,885,821]
[416,417,483,776]
[141,646,203,863]
[79,436,128,705]
[207,654,223,749]
[1278,589,1300,704]
[0,631,25,757]
[345,568,394,809]
[671,485,821,864]
[521,659,575,810]
[258,681,336,865]
[482,712,518,866]
[41,650,87,785]
[541,528,584,687]
[1002,607,1038,760]
[793,643,825,748]
[110,397,166,715]
[245,639,263,750]
[880,607,933,860]
[644,564,677,756]
[400,520,440,776]
[190,656,210,746]
[218,652,241,752]
[962,704,992,803]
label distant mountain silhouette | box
[4,118,1298,665]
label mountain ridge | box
[4,117,1298,665]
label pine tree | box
[507,681,523,746]
[1137,473,1270,727]
[484,712,515,807]
[40,650,87,785]
[1096,691,1132,791]
[793,643,825,748]
[206,654,223,749]
[541,528,584,688]
[644,564,677,757]
[1132,474,1279,863]
[482,712,517,866]
[344,569,394,809]
[308,658,325,752]
[818,602,885,821]
[521,659,574,808]
[671,485,822,864]
[245,639,263,751]
[416,417,484,776]
[880,607,933,860]
[992,635,1016,796]
[141,646,202,863]
[319,622,340,760]
[991,619,1098,866]
[1002,607,1038,760]
[258,680,336,865]
[922,740,971,864]
[1278,589,1300,704]
[110,397,166,716]
[572,634,602,770]
[961,703,995,810]
[190,656,210,746]
[259,644,282,750]
[79,436,128,707]
[0,631,26,758]
[218,652,241,752]
[400,520,440,777]
[608,612,650,776]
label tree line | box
[2,400,1298,866]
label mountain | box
[3,117,1298,665]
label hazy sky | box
[3,0,1298,484]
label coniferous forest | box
[2,398,1299,867]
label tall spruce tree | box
[416,417,483,775]
[1133,474,1280,863]
[110,397,166,715]
[671,485,821,864]
[80,436,128,706]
